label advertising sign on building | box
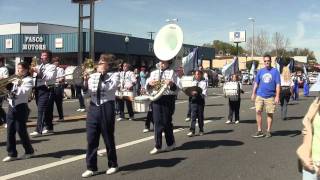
[55,38,63,49]
[22,35,46,51]
[229,31,246,43]
[5,39,12,49]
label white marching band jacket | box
[8,76,33,107]
[34,63,57,87]
[83,72,120,106]
[119,70,136,91]
[146,68,179,96]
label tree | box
[271,32,290,56]
[255,30,270,56]
[203,40,246,56]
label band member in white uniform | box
[187,70,207,137]
[2,62,34,162]
[30,50,57,136]
[81,54,119,178]
[0,57,8,127]
[146,60,179,154]
[52,57,65,121]
[117,63,136,121]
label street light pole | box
[124,36,130,62]
[248,17,255,61]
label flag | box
[222,57,239,78]
[303,64,308,76]
[289,58,295,73]
[182,47,199,75]
[250,61,256,76]
[275,58,281,72]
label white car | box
[308,75,317,84]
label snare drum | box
[223,82,239,97]
[134,95,151,113]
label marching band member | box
[117,62,136,121]
[187,70,207,137]
[0,57,8,127]
[30,50,57,136]
[52,57,65,121]
[81,53,119,178]
[146,60,179,155]
[2,62,34,162]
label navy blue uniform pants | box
[145,103,154,129]
[118,98,134,118]
[228,99,240,122]
[153,95,175,149]
[6,103,34,157]
[75,85,85,109]
[54,85,64,120]
[190,103,205,133]
[0,96,7,124]
[186,97,191,118]
[35,86,54,132]
[86,101,118,171]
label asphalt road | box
[0,86,313,180]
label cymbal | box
[183,86,202,96]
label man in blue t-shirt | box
[251,54,280,138]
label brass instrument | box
[0,75,22,97]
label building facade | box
[0,22,215,74]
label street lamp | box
[248,17,255,61]
[124,36,130,62]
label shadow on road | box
[204,116,223,121]
[174,125,189,129]
[285,116,304,120]
[176,140,244,151]
[205,129,234,135]
[238,119,256,124]
[205,104,224,107]
[49,128,86,136]
[0,139,50,147]
[33,149,86,158]
[272,130,301,137]
[120,157,186,172]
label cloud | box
[292,11,320,60]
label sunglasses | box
[264,60,271,62]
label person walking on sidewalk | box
[251,54,280,138]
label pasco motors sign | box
[22,35,47,51]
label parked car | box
[308,75,317,84]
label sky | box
[1,0,320,60]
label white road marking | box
[249,106,255,110]
[0,120,213,180]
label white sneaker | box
[187,132,194,137]
[81,170,97,178]
[128,117,134,121]
[235,120,240,124]
[20,153,34,159]
[42,129,54,135]
[78,108,86,112]
[143,128,150,133]
[117,118,124,121]
[2,156,17,162]
[76,108,81,112]
[165,143,176,152]
[149,147,161,155]
[185,117,191,122]
[225,120,232,124]
[30,131,40,137]
[4,123,7,128]
[106,167,118,175]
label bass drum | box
[65,66,82,85]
